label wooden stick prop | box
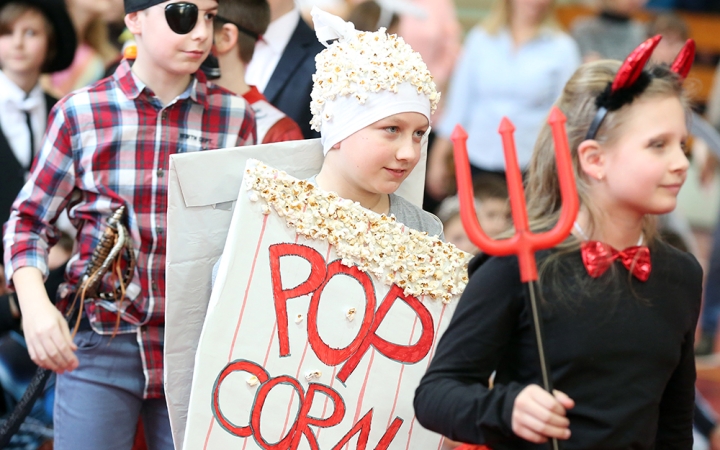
[451,106,579,450]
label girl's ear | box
[214,24,238,56]
[577,139,606,181]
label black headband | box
[585,71,652,140]
[584,35,694,141]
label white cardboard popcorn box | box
[166,139,467,449]
[180,160,469,449]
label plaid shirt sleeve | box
[3,102,77,285]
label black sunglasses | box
[165,2,206,35]
[214,15,261,41]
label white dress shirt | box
[0,70,46,170]
[438,27,581,171]
[245,7,301,93]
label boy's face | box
[0,9,49,77]
[128,0,218,76]
[330,112,429,197]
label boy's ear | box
[214,24,238,56]
[125,11,142,35]
[577,139,606,181]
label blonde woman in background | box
[425,0,580,201]
[44,0,118,97]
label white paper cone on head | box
[164,138,428,449]
[312,6,357,45]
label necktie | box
[580,241,651,281]
[6,94,41,170]
[25,108,34,170]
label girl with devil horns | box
[414,36,701,449]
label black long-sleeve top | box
[414,240,702,449]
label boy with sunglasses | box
[213,0,303,143]
[2,0,256,448]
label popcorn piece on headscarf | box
[309,8,439,132]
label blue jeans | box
[702,212,720,337]
[53,330,173,450]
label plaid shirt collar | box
[113,59,210,109]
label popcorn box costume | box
[181,160,468,449]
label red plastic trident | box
[451,106,579,283]
[451,107,579,450]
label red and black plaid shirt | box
[3,60,256,398]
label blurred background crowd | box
[2,0,720,448]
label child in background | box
[473,174,510,238]
[437,175,510,254]
[0,1,75,441]
[213,0,303,144]
[415,38,700,447]
[0,0,76,353]
[437,197,480,254]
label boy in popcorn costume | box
[189,10,473,449]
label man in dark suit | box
[245,0,325,138]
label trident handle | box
[450,106,579,282]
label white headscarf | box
[309,7,439,154]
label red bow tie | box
[580,241,651,281]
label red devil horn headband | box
[670,39,696,80]
[585,36,696,140]
[611,35,661,92]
